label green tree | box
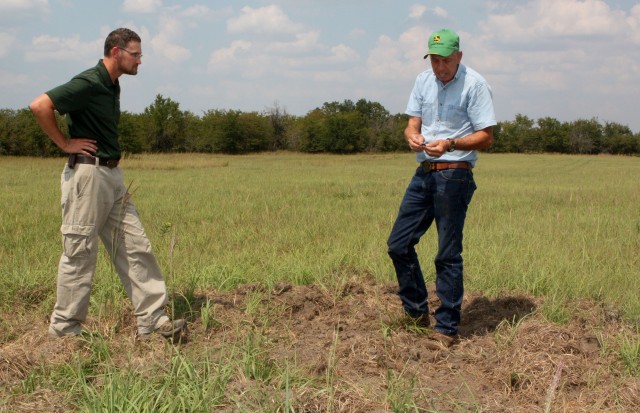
[323,111,365,153]
[355,99,392,152]
[568,118,602,154]
[198,110,225,152]
[299,99,389,153]
[602,121,638,155]
[299,109,327,153]
[181,111,204,153]
[143,94,186,152]
[118,111,144,154]
[538,117,569,153]
[265,101,293,151]
[0,109,17,155]
[282,116,306,152]
[491,114,535,153]
[0,108,62,156]
[209,110,274,154]
[233,111,274,153]
[376,114,409,152]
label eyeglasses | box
[118,47,143,59]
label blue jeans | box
[387,165,476,335]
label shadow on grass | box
[459,295,538,338]
[170,291,208,320]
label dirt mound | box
[1,281,639,412]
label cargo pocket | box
[61,225,94,258]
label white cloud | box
[366,26,427,80]
[409,5,447,19]
[367,34,410,80]
[328,44,359,63]
[180,4,214,18]
[25,34,102,62]
[179,4,222,19]
[265,31,321,54]
[518,68,567,90]
[472,0,640,90]
[227,5,305,35]
[122,0,162,14]
[149,39,191,62]
[409,5,427,19]
[349,28,366,39]
[487,0,628,45]
[208,40,252,71]
[178,4,232,21]
[0,0,47,11]
[311,70,352,83]
[432,6,448,18]
[208,25,359,83]
[0,33,15,58]
[471,1,640,86]
[149,16,191,63]
[466,0,640,128]
[628,4,640,43]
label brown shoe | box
[139,319,186,340]
[427,331,458,349]
[155,319,186,337]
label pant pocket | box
[61,225,94,258]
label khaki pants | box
[49,163,170,336]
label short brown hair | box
[104,28,141,57]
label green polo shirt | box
[46,60,121,159]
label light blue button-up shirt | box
[405,63,496,166]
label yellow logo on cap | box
[433,35,441,42]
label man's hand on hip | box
[62,138,98,156]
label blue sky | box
[2,0,640,132]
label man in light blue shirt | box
[387,29,496,347]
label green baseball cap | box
[423,29,459,59]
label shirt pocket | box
[442,104,467,128]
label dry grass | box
[2,280,639,412]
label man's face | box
[116,41,142,75]
[429,51,462,84]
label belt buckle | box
[421,161,432,172]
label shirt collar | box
[96,59,119,87]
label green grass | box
[466,154,640,321]
[1,152,638,321]
[1,152,639,411]
[619,330,640,376]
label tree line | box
[1,94,638,156]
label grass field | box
[0,152,639,411]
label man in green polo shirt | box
[29,28,185,340]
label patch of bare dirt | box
[1,280,639,412]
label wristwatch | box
[446,138,457,152]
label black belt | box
[68,154,120,169]
[421,161,471,172]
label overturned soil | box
[1,280,639,412]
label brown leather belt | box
[421,161,471,172]
[69,154,120,169]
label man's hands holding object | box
[409,134,450,157]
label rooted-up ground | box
[1,280,639,412]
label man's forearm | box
[29,93,98,155]
[449,127,493,151]
[29,94,69,151]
